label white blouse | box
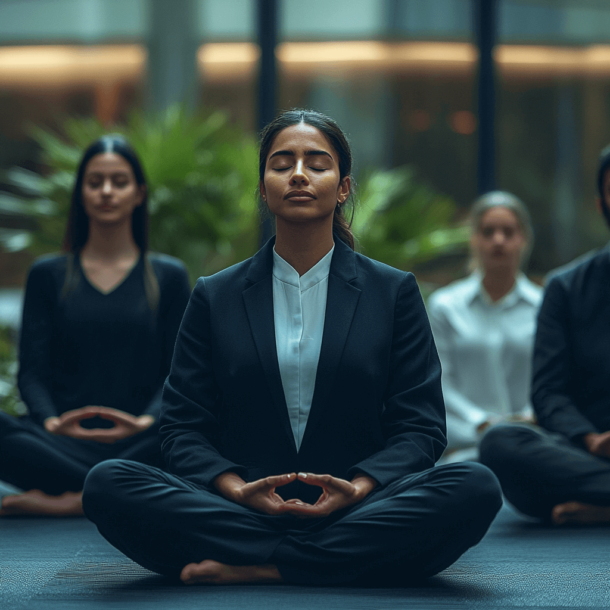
[427,272,543,452]
[272,246,334,451]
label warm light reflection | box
[0,45,145,86]
[197,43,260,80]
[275,42,476,73]
[496,45,610,75]
[1,42,610,88]
[196,41,610,79]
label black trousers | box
[0,412,161,495]
[479,424,610,520]
[83,459,502,585]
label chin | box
[485,260,517,272]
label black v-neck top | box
[17,252,191,426]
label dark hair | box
[258,109,355,249]
[597,144,610,229]
[63,134,149,252]
[61,134,159,309]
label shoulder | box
[26,253,68,284]
[545,247,602,285]
[427,275,476,313]
[194,257,253,293]
[148,252,188,277]
[545,248,609,296]
[147,252,190,288]
[517,274,543,306]
[352,251,412,288]
[350,254,430,322]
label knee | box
[0,411,21,439]
[448,462,503,519]
[82,459,134,523]
[479,424,536,470]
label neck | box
[81,220,139,261]
[481,267,518,302]
[274,219,335,276]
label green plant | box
[0,326,26,417]
[2,106,261,283]
[353,166,469,271]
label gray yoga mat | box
[2,504,610,610]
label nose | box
[102,179,113,196]
[289,159,309,185]
[492,230,505,245]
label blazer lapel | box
[301,240,361,449]
[243,239,297,451]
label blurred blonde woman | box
[427,191,542,462]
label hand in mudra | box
[214,471,376,518]
[44,406,154,444]
[284,473,376,518]
[583,431,610,458]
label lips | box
[285,191,315,201]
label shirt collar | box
[273,245,335,291]
[466,270,539,308]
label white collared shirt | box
[272,246,334,451]
[427,271,543,450]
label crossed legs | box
[83,459,502,585]
[480,424,610,523]
[0,412,160,516]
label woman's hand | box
[214,471,299,515]
[283,472,377,519]
[583,431,610,458]
[44,407,154,444]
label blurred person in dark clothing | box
[428,192,542,463]
[0,135,190,517]
[480,145,610,524]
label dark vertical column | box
[257,0,279,246]
[147,0,199,113]
[553,87,579,264]
[475,0,498,194]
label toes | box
[551,507,568,524]
[180,564,196,583]
[180,562,215,585]
[551,502,578,524]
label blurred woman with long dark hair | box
[0,135,190,516]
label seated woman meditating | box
[83,110,502,586]
[427,192,542,462]
[0,135,190,517]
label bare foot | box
[551,501,610,525]
[0,490,84,517]
[180,560,282,585]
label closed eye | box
[272,166,328,172]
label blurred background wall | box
[1,0,610,303]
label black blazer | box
[533,246,610,441]
[159,238,446,503]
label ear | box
[259,181,266,201]
[337,176,351,204]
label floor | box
[2,504,610,610]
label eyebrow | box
[268,149,333,161]
[85,170,130,176]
